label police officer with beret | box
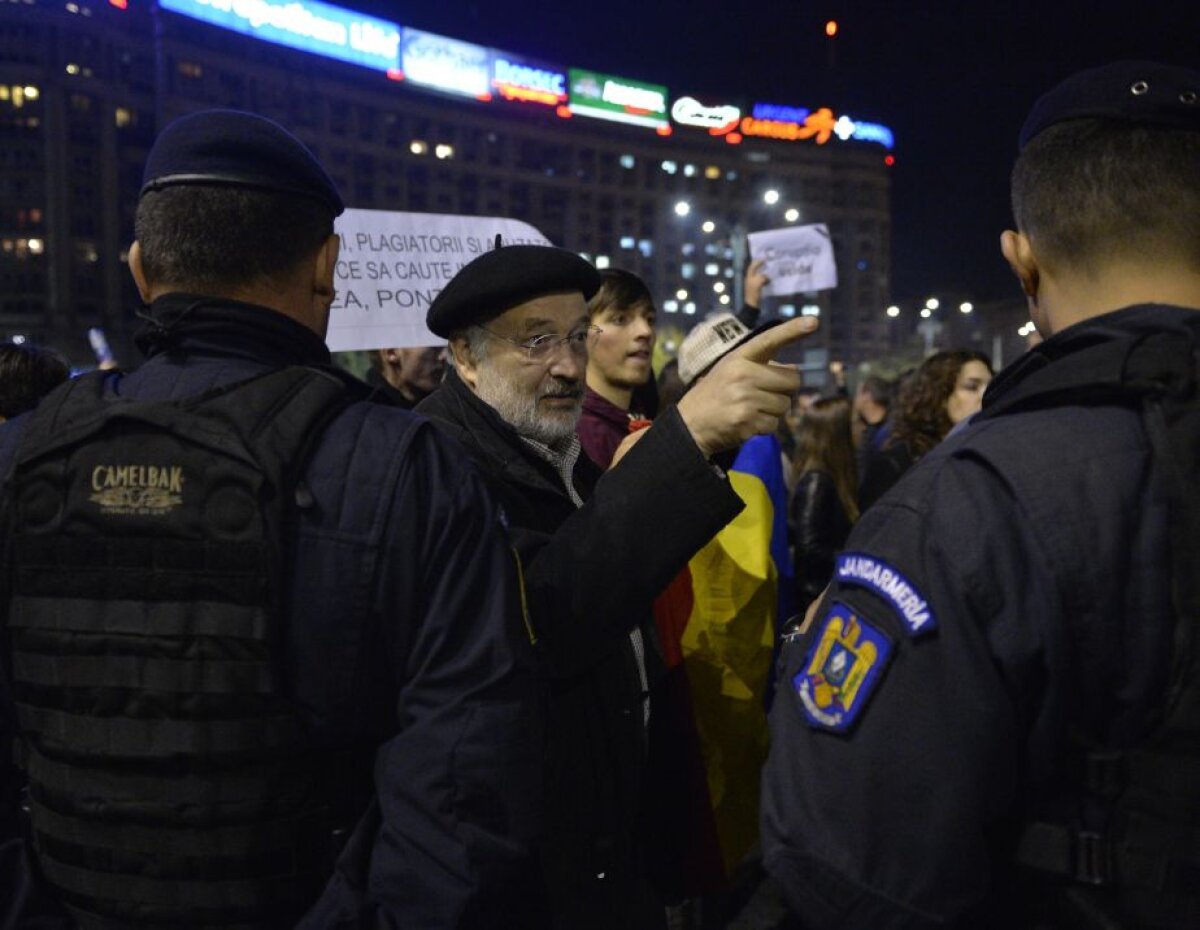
[0,110,543,928]
[762,61,1200,929]
[416,245,817,927]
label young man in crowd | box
[577,268,657,469]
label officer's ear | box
[449,334,479,390]
[1000,230,1040,301]
[129,241,152,304]
[311,233,339,304]
[306,233,339,335]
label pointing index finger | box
[735,317,819,364]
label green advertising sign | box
[568,68,669,130]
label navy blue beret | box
[427,244,601,338]
[1020,60,1200,150]
[141,109,343,215]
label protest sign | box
[746,223,837,297]
[327,208,552,352]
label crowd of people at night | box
[1,58,1198,930]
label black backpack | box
[3,365,361,928]
[980,324,1200,930]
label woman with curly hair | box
[858,349,993,511]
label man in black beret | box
[0,109,543,929]
[763,60,1200,930]
[417,242,817,928]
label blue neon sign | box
[400,28,491,98]
[752,103,810,124]
[833,114,895,149]
[159,0,400,73]
[492,55,567,106]
[851,120,895,149]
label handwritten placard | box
[327,208,551,351]
[746,223,838,297]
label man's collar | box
[135,293,331,367]
[582,386,631,424]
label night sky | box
[359,0,1197,304]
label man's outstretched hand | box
[676,317,817,458]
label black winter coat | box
[417,368,742,930]
[0,297,544,929]
[790,470,854,613]
[858,439,917,512]
[763,305,1192,928]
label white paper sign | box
[326,209,552,352]
[746,223,838,297]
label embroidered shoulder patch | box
[793,602,893,733]
[835,552,937,637]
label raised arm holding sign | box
[747,223,838,297]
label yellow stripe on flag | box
[681,469,777,873]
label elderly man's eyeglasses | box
[480,325,601,362]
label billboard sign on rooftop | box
[399,28,492,99]
[492,54,568,107]
[159,0,401,74]
[568,68,669,131]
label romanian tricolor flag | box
[648,432,793,887]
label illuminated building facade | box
[1,0,893,372]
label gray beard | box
[473,364,582,446]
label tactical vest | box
[3,366,360,929]
[979,325,1200,929]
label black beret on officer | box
[140,109,344,215]
[427,243,602,338]
[1019,59,1200,149]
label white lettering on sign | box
[193,0,347,46]
[671,96,740,131]
[349,20,399,59]
[328,209,553,352]
[602,80,664,113]
[494,58,565,96]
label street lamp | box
[959,301,974,314]
[920,308,932,319]
[701,220,716,233]
[763,189,780,205]
[784,208,800,223]
[676,288,688,300]
[925,297,940,310]
[674,200,691,217]
[886,305,900,318]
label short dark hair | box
[0,342,70,419]
[859,375,892,408]
[1011,120,1200,273]
[134,186,335,292]
[588,268,654,319]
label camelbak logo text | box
[90,464,184,514]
